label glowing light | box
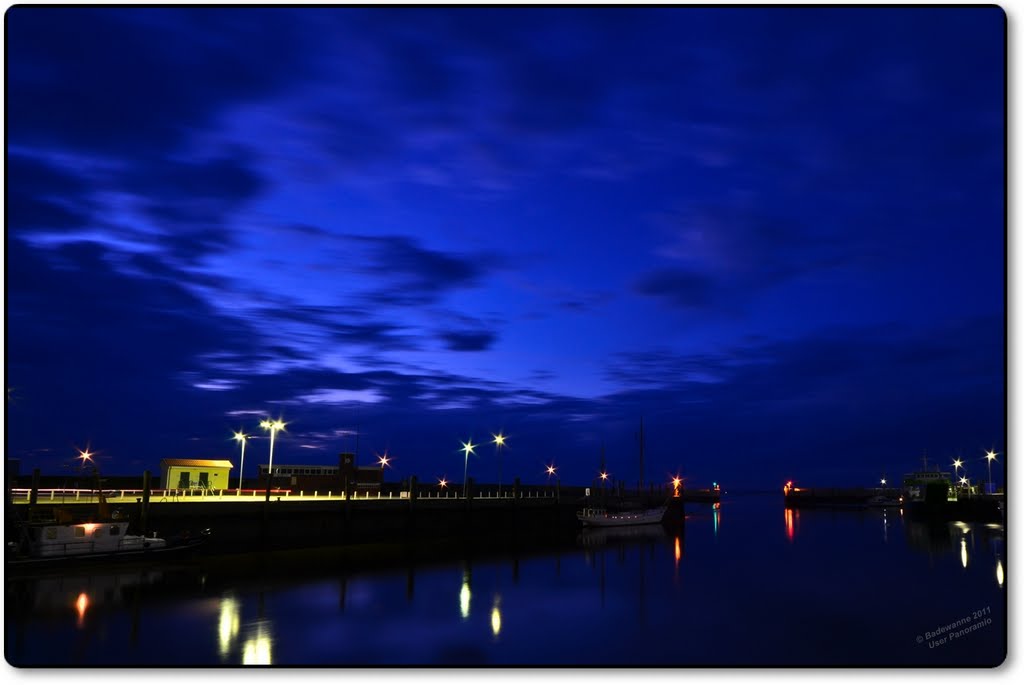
[81,523,100,535]
[546,465,556,476]
[996,559,1005,588]
[460,440,476,498]
[671,477,682,489]
[986,450,998,462]
[960,476,969,486]
[77,449,94,468]
[260,418,287,483]
[880,478,887,485]
[377,452,391,468]
[599,471,609,481]
[960,539,968,568]
[785,508,796,542]
[490,601,502,637]
[492,433,506,447]
[953,458,963,469]
[438,477,448,488]
[459,573,471,619]
[75,592,89,626]
[674,536,681,563]
[233,431,248,491]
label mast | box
[638,417,645,490]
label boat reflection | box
[784,507,798,542]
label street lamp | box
[880,478,886,486]
[438,477,448,489]
[546,464,557,483]
[985,450,998,493]
[460,439,476,498]
[492,433,507,495]
[233,431,249,492]
[76,449,94,468]
[260,418,286,497]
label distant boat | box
[867,494,902,508]
[577,505,667,527]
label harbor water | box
[4,494,1005,666]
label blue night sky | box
[3,6,1006,489]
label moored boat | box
[577,505,667,527]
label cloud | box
[438,330,497,352]
[633,269,716,309]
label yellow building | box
[160,458,233,491]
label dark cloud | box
[438,330,497,352]
[633,269,716,309]
[6,154,94,234]
[6,7,313,157]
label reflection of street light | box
[260,418,286,496]
[460,440,476,498]
[233,431,249,492]
[492,433,507,494]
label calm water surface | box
[4,494,1006,666]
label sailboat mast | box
[639,417,645,490]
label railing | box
[8,487,561,503]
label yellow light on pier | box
[260,418,287,490]
[460,439,476,498]
[233,431,249,492]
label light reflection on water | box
[5,495,1005,666]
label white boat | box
[20,520,168,558]
[577,506,667,527]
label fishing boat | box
[6,491,209,571]
[577,505,667,527]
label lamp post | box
[233,431,249,492]
[260,418,286,499]
[985,450,998,493]
[546,464,557,484]
[460,440,476,498]
[492,433,506,495]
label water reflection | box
[490,595,502,637]
[713,504,720,536]
[459,569,471,620]
[75,592,89,628]
[784,507,797,541]
[4,497,1006,667]
[241,619,273,665]
[218,595,241,659]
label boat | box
[6,493,210,572]
[867,494,902,507]
[6,522,210,572]
[577,505,667,527]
